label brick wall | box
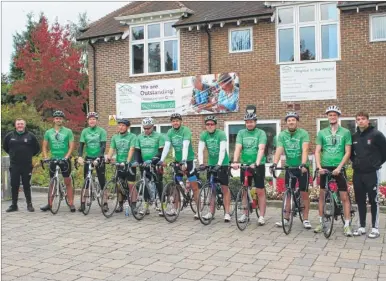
[88,6,386,155]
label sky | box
[1,1,128,74]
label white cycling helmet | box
[325,105,341,115]
[142,117,154,126]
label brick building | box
[78,1,386,180]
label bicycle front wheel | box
[161,182,181,223]
[131,180,146,221]
[197,183,215,226]
[282,190,294,235]
[322,190,335,239]
[48,177,61,215]
[81,178,92,215]
[101,180,118,218]
[95,181,102,207]
[235,187,250,231]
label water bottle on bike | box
[124,200,130,216]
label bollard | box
[1,156,12,200]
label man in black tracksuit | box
[351,112,386,239]
[2,118,40,212]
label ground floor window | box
[225,120,281,163]
[317,117,379,134]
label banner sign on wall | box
[280,62,337,101]
[116,73,240,118]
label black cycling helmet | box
[53,110,65,118]
[285,112,299,121]
[117,119,130,126]
[244,112,257,121]
[87,112,99,119]
[170,113,182,120]
[204,115,217,124]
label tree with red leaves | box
[11,16,88,131]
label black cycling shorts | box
[207,166,230,186]
[285,168,309,192]
[320,166,348,192]
[240,164,265,188]
[49,159,71,178]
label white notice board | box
[280,62,337,101]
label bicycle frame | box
[138,163,161,204]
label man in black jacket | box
[351,111,386,239]
[2,118,40,212]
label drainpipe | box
[205,25,212,74]
[88,41,97,112]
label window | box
[229,27,253,53]
[317,118,379,134]
[225,120,280,164]
[276,2,340,63]
[130,21,179,75]
[130,124,171,136]
[370,14,386,42]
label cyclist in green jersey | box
[231,112,267,225]
[77,112,108,212]
[40,110,76,212]
[134,117,165,216]
[106,119,137,213]
[198,115,231,222]
[270,112,312,229]
[158,113,200,219]
[315,105,353,236]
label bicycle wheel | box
[189,180,201,214]
[161,182,181,223]
[322,190,335,239]
[340,193,355,226]
[235,187,250,231]
[295,189,304,223]
[48,177,61,214]
[131,180,146,221]
[81,178,92,215]
[95,181,102,207]
[281,190,294,235]
[101,180,118,218]
[197,183,215,226]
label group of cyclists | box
[4,104,385,239]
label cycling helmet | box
[170,113,182,120]
[204,115,217,124]
[142,117,154,126]
[53,110,65,118]
[244,112,257,121]
[325,105,341,115]
[285,112,299,121]
[117,119,130,126]
[87,112,99,119]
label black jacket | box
[2,130,40,167]
[351,126,386,173]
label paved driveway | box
[2,193,386,281]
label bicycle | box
[100,162,135,218]
[40,158,71,215]
[131,162,163,221]
[234,164,265,231]
[197,166,236,225]
[272,166,305,235]
[313,168,356,238]
[161,162,202,223]
[74,157,104,215]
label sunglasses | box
[55,132,60,141]
[205,123,216,126]
[143,127,152,131]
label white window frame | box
[369,13,386,42]
[129,20,180,76]
[276,2,341,64]
[228,26,253,53]
[224,120,281,164]
[316,117,381,132]
[130,123,172,135]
